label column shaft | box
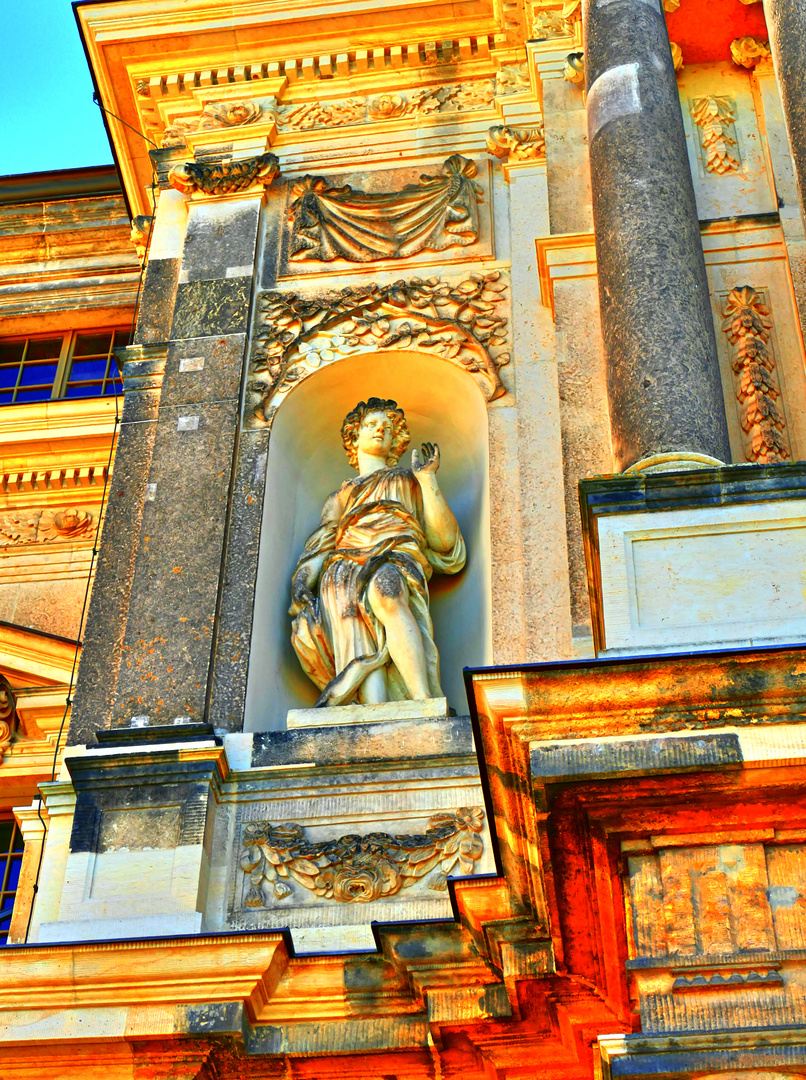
[583,0,731,470]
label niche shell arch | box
[243,349,492,731]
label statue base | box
[286,696,449,730]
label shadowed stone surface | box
[134,257,181,345]
[583,0,731,470]
[171,277,252,339]
[67,374,163,746]
[765,0,806,226]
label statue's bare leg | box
[366,565,430,700]
[358,667,387,704]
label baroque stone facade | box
[2,0,806,1076]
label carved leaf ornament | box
[250,270,511,422]
[288,155,483,263]
[240,807,485,906]
[692,97,740,174]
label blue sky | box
[2,0,113,176]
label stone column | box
[764,0,806,227]
[582,0,731,471]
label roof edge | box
[0,164,122,207]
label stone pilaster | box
[764,0,806,227]
[582,0,731,471]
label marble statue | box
[289,398,466,707]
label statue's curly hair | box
[341,397,410,470]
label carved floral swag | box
[241,807,485,905]
[289,154,482,262]
[289,466,466,707]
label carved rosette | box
[168,153,280,196]
[249,270,511,424]
[721,286,790,463]
[692,97,740,174]
[0,507,94,546]
[160,100,263,148]
[487,125,546,162]
[0,675,18,765]
[730,36,771,69]
[240,807,485,906]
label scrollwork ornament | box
[240,807,485,906]
[487,125,546,161]
[168,152,280,196]
[0,675,18,765]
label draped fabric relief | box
[288,154,483,262]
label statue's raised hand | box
[290,571,316,617]
[412,442,440,479]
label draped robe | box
[290,466,466,706]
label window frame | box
[0,818,24,947]
[0,327,128,406]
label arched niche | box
[243,349,492,731]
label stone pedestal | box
[582,0,731,471]
[579,462,806,656]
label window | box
[0,328,128,405]
[0,821,23,945]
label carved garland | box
[158,67,529,147]
[240,807,485,905]
[249,271,511,424]
[721,286,790,464]
[0,507,95,546]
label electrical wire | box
[21,102,160,941]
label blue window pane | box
[0,915,10,932]
[19,362,57,388]
[103,381,122,395]
[0,367,18,389]
[11,831,22,853]
[14,388,53,403]
[68,359,108,383]
[6,857,21,892]
[0,392,12,404]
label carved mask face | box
[355,411,395,463]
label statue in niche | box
[289,398,466,707]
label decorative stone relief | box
[721,286,790,463]
[564,52,585,85]
[530,0,580,37]
[670,42,684,72]
[0,675,18,765]
[495,63,530,94]
[730,36,771,69]
[288,155,482,263]
[692,97,741,174]
[0,507,95,546]
[276,80,501,134]
[168,152,280,196]
[249,270,511,423]
[130,214,153,262]
[487,125,546,161]
[240,808,485,905]
[160,100,263,147]
[276,98,366,130]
